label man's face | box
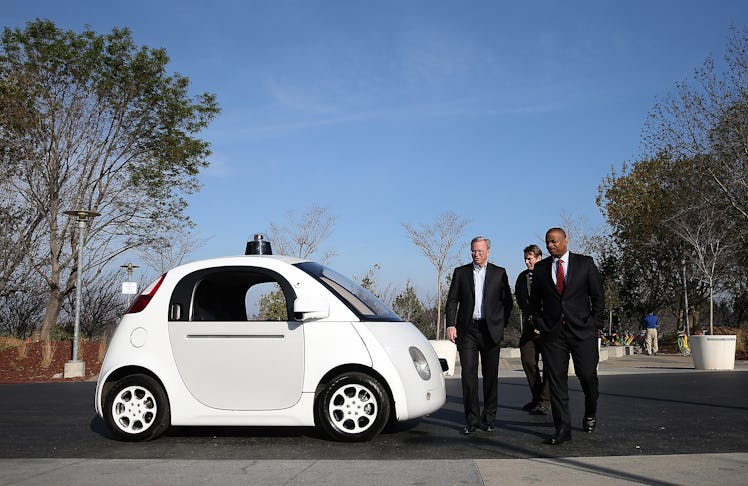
[471,240,489,267]
[545,230,568,258]
[524,252,541,270]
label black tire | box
[103,374,170,441]
[314,372,390,442]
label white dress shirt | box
[473,263,486,319]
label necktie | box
[556,259,565,294]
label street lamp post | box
[682,259,690,336]
[63,209,100,378]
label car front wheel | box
[315,372,390,442]
[103,374,170,441]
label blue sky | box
[4,1,748,299]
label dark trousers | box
[519,330,550,407]
[542,327,599,434]
[457,320,500,427]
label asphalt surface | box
[1,353,747,485]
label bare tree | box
[0,270,46,339]
[561,211,602,257]
[268,206,336,261]
[645,26,748,222]
[257,206,337,319]
[61,270,125,339]
[136,230,212,276]
[0,177,44,297]
[670,204,737,334]
[402,212,469,340]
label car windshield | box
[295,262,401,322]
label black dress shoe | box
[529,404,550,415]
[522,401,537,411]
[463,425,479,435]
[543,431,572,445]
[583,416,596,433]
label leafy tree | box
[355,263,381,294]
[392,281,432,338]
[257,289,288,321]
[635,25,748,329]
[0,19,219,358]
[353,263,395,306]
[402,212,469,340]
[597,157,702,325]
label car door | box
[167,266,304,410]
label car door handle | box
[186,334,285,339]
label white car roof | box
[164,254,310,275]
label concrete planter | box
[429,340,457,376]
[691,335,737,370]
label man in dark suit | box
[530,228,605,445]
[446,236,513,435]
[514,244,550,416]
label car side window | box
[245,282,288,321]
[169,266,294,322]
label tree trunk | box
[40,288,64,363]
[709,285,714,335]
[435,270,443,340]
[693,308,701,333]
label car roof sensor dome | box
[245,233,273,255]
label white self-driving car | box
[95,235,446,442]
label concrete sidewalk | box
[489,349,748,378]
[2,453,746,485]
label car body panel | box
[354,321,446,420]
[168,319,304,410]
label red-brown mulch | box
[0,340,104,383]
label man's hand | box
[446,326,457,343]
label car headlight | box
[409,346,432,380]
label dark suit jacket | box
[514,269,535,338]
[445,262,513,345]
[530,253,605,340]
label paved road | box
[1,355,747,484]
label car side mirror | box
[293,297,330,321]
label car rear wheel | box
[315,372,390,442]
[103,374,170,441]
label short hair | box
[546,227,567,238]
[523,244,542,257]
[471,236,491,249]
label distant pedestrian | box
[642,312,659,355]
